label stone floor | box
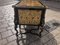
[0,1,60,45]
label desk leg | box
[39,27,43,38]
[15,24,19,45]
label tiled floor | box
[0,1,60,45]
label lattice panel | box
[18,10,42,25]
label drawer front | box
[18,10,42,25]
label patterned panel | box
[18,10,42,25]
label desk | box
[12,0,46,45]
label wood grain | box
[17,0,44,7]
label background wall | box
[44,0,60,2]
[0,0,15,3]
[0,0,17,6]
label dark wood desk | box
[12,0,47,45]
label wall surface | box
[0,0,15,3]
[45,0,60,2]
[0,0,16,6]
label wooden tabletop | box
[17,0,44,7]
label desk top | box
[16,0,44,7]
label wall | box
[0,0,16,6]
[45,0,60,2]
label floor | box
[0,0,60,45]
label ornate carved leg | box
[39,9,45,38]
[14,12,20,45]
[39,18,44,38]
[15,24,20,45]
[39,27,43,38]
